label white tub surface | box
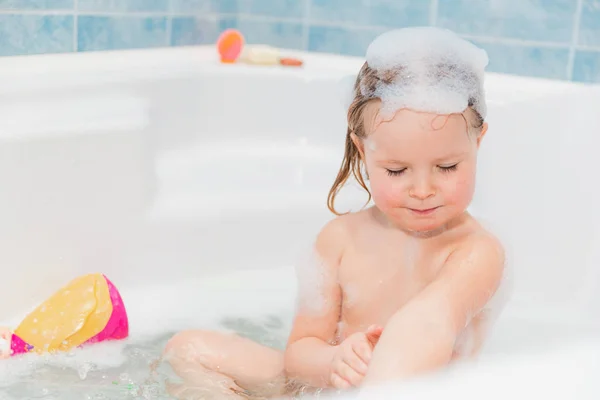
[1,45,600,398]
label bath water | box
[0,266,298,400]
[2,262,599,399]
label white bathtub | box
[0,45,600,398]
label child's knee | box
[163,330,215,365]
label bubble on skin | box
[454,322,478,357]
[402,236,420,273]
[479,256,513,327]
[469,235,512,326]
[294,247,335,316]
[337,321,346,336]
[342,283,360,308]
[331,321,347,345]
[454,242,513,357]
[364,138,377,152]
[455,302,501,359]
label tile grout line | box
[166,0,173,47]
[577,44,600,52]
[0,9,175,16]
[429,0,438,26]
[301,0,311,51]
[458,33,571,49]
[566,0,584,80]
[0,9,72,15]
[73,0,78,52]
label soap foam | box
[294,246,337,316]
[362,27,488,119]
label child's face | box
[356,104,485,233]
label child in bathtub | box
[163,27,507,398]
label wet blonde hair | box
[327,61,485,216]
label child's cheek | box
[443,171,475,206]
[370,174,403,209]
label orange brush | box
[280,57,304,67]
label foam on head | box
[362,27,489,119]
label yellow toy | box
[0,273,128,358]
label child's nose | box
[409,178,435,200]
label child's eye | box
[386,168,406,176]
[438,164,458,172]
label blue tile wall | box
[437,0,577,43]
[0,15,73,56]
[308,26,385,57]
[0,0,73,9]
[0,0,599,83]
[170,0,214,14]
[77,16,168,52]
[77,0,169,12]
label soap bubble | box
[363,27,488,119]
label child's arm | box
[363,234,505,384]
[284,218,345,388]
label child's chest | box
[336,241,450,338]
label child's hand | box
[329,324,383,389]
[0,327,13,360]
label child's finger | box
[330,372,351,390]
[352,340,373,365]
[342,351,368,375]
[338,361,364,387]
[365,325,383,346]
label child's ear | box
[350,133,365,160]
[477,122,488,147]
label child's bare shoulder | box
[447,218,505,276]
[469,220,504,256]
[314,210,369,259]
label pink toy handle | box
[83,275,129,345]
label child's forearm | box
[284,337,337,388]
[363,305,456,385]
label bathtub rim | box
[0,45,596,96]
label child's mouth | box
[408,207,439,216]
